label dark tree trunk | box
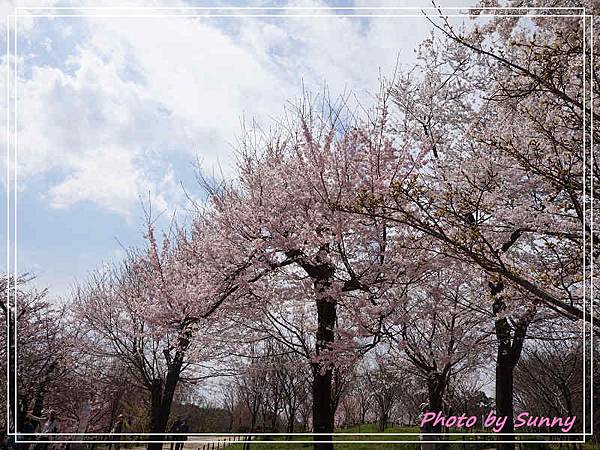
[162,363,181,421]
[490,280,532,450]
[427,374,446,433]
[32,388,45,417]
[297,247,337,450]
[16,395,28,432]
[146,340,187,450]
[311,295,336,450]
[148,379,168,450]
[420,374,446,450]
[287,411,295,433]
[494,315,517,450]
[377,408,388,432]
[494,297,514,446]
[271,408,278,431]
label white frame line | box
[4,5,594,446]
[13,6,588,10]
[9,14,589,18]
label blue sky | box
[1,0,474,299]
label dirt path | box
[127,436,247,450]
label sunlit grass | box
[220,424,597,450]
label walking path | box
[128,436,246,450]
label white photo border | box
[4,4,595,445]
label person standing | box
[27,410,59,450]
[174,418,189,450]
[19,417,36,450]
[168,418,182,450]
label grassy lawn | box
[223,424,485,450]
[221,424,599,450]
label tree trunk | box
[147,365,182,450]
[32,388,45,417]
[378,408,388,432]
[312,296,336,450]
[490,280,532,450]
[16,395,28,432]
[427,374,445,433]
[495,354,514,448]
[271,407,278,431]
[298,247,337,450]
[286,405,296,433]
[148,379,168,450]
[146,332,188,450]
[360,406,366,425]
[422,372,447,449]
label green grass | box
[221,424,600,450]
[223,424,490,449]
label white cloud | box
[6,5,441,219]
[12,43,182,215]
[45,145,174,216]
[85,16,293,168]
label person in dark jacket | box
[27,410,59,450]
[168,418,183,450]
[174,418,189,450]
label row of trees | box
[3,2,599,450]
[1,276,587,436]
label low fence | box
[196,435,246,450]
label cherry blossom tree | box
[362,354,405,432]
[193,96,428,450]
[51,355,134,433]
[331,4,598,447]
[71,246,223,450]
[347,1,598,326]
[381,264,492,433]
[9,4,594,450]
[336,370,372,429]
[514,332,583,431]
[0,274,74,432]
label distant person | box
[174,418,189,450]
[27,410,59,450]
[19,417,36,450]
[168,418,183,450]
[22,417,36,433]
